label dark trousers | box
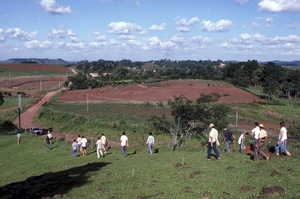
[207,141,220,159]
[254,142,268,161]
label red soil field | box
[58,79,264,104]
[0,63,72,97]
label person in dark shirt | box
[222,128,236,152]
[45,135,52,150]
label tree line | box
[67,59,300,100]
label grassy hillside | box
[0,133,299,198]
[1,82,300,198]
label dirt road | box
[13,90,61,129]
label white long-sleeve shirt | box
[146,135,155,145]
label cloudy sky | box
[1,0,300,62]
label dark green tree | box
[0,92,4,106]
[261,62,285,100]
[149,93,230,151]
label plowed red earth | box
[59,79,264,104]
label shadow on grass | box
[0,162,111,199]
[0,121,17,135]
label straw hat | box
[209,123,214,128]
[259,124,264,128]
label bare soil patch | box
[58,80,264,104]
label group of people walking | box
[72,134,107,158]
[16,121,290,161]
[207,121,292,161]
[70,131,154,158]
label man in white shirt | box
[275,122,291,157]
[120,132,128,157]
[238,132,249,152]
[76,135,82,152]
[101,133,108,153]
[250,122,260,150]
[47,131,53,139]
[96,137,104,158]
[81,136,88,156]
[146,132,155,155]
[207,123,220,160]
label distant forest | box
[63,59,300,100]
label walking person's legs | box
[225,141,231,152]
[148,144,153,155]
[121,146,126,157]
[212,142,220,159]
[258,142,269,160]
[73,149,77,157]
[254,147,258,161]
[207,142,212,160]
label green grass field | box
[0,97,36,110]
[0,66,71,77]
[1,83,300,198]
[0,132,299,199]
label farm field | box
[58,79,264,104]
[0,63,74,99]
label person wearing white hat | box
[207,123,221,160]
[254,124,269,161]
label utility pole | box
[86,93,89,112]
[235,106,239,127]
[18,94,22,130]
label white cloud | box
[24,40,52,49]
[265,17,273,24]
[251,22,261,28]
[170,35,187,46]
[135,0,140,7]
[5,28,37,41]
[65,42,86,49]
[92,32,106,42]
[51,26,77,38]
[39,0,71,14]
[229,33,300,50]
[107,21,145,35]
[110,39,117,45]
[231,33,266,44]
[201,19,232,32]
[120,35,136,40]
[190,35,212,44]
[258,0,300,12]
[176,17,199,26]
[127,39,141,46]
[273,35,300,42]
[265,17,273,28]
[176,17,199,33]
[220,42,230,48]
[89,41,106,48]
[282,42,295,49]
[147,36,161,46]
[70,36,78,43]
[287,23,298,29]
[236,0,248,5]
[176,27,190,33]
[148,23,166,31]
[0,29,6,42]
[161,41,176,49]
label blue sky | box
[0,0,299,62]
